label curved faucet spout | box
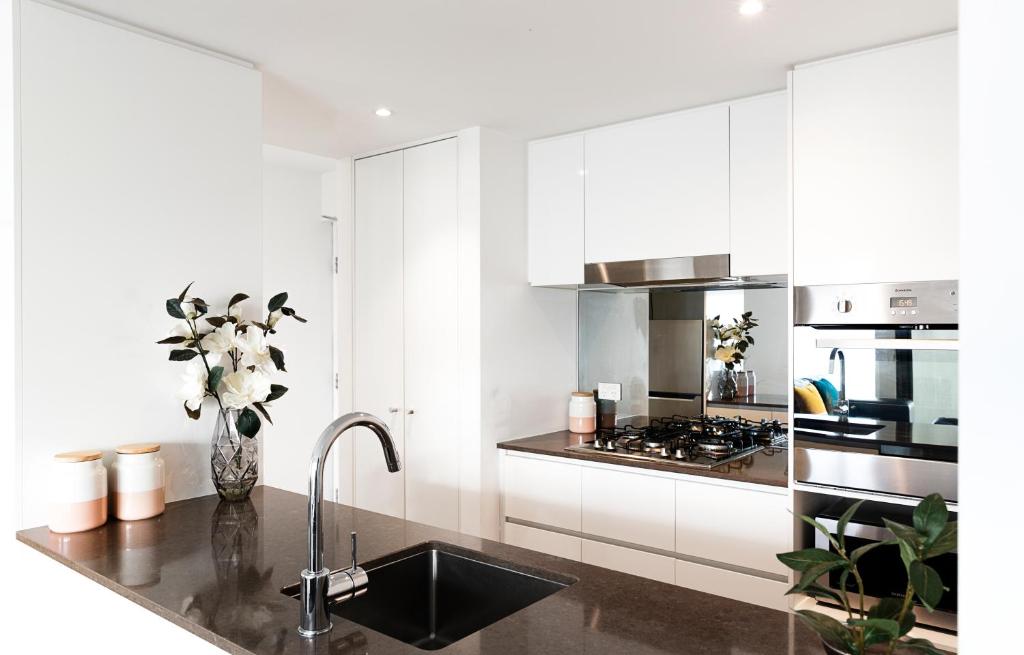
[300,412,401,637]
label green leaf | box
[795,610,857,654]
[898,637,945,654]
[785,582,843,606]
[177,282,194,302]
[166,298,187,319]
[190,297,209,315]
[236,408,261,438]
[913,494,948,545]
[208,366,224,394]
[848,617,900,647]
[265,384,288,402]
[800,514,842,551]
[268,292,288,312]
[898,538,919,571]
[252,401,273,425]
[851,539,896,564]
[777,547,845,572]
[205,316,228,328]
[156,335,188,345]
[269,345,286,372]
[924,522,957,559]
[835,500,865,551]
[184,401,201,420]
[169,349,198,361]
[868,598,915,636]
[228,293,249,308]
[909,561,944,611]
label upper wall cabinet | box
[792,34,958,286]
[584,105,730,264]
[729,92,788,277]
[528,135,585,286]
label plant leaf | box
[208,366,224,393]
[835,500,865,552]
[898,637,945,654]
[190,297,209,315]
[909,561,944,611]
[228,293,249,308]
[236,407,261,438]
[265,384,288,402]
[169,349,198,361]
[268,292,288,312]
[166,298,187,319]
[784,582,843,606]
[793,560,849,592]
[252,401,273,425]
[913,493,948,545]
[924,522,957,559]
[269,345,286,372]
[800,514,842,552]
[291,314,308,323]
[777,547,845,572]
[848,618,900,647]
[867,597,914,635]
[205,316,228,328]
[795,610,857,653]
[156,335,188,345]
[184,401,201,420]
[178,282,194,302]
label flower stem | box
[186,318,225,414]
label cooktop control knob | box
[835,299,852,313]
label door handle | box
[407,409,415,415]
[388,407,400,414]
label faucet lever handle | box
[350,531,357,571]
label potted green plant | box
[776,493,956,655]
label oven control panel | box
[795,280,958,326]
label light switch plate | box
[597,383,621,402]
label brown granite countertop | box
[708,393,789,410]
[18,486,819,655]
[498,429,790,488]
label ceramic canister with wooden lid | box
[49,450,108,533]
[111,443,165,521]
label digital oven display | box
[890,297,918,308]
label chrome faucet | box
[828,348,849,418]
[299,412,401,637]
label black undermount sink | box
[283,541,575,650]
[794,417,883,436]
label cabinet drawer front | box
[676,479,789,575]
[675,559,789,611]
[581,467,675,551]
[504,455,582,531]
[504,521,581,561]
[582,539,675,585]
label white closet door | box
[402,138,461,531]
[353,150,406,519]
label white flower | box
[202,323,237,356]
[229,303,244,320]
[714,346,738,363]
[267,309,284,328]
[219,369,272,410]
[180,301,199,320]
[167,323,193,346]
[175,361,207,411]
[236,326,274,373]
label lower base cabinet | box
[582,538,675,584]
[675,559,789,611]
[504,521,581,561]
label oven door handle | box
[815,337,959,351]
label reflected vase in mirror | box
[720,369,738,400]
[211,408,259,502]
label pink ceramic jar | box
[569,392,597,433]
[49,450,108,533]
[111,443,165,521]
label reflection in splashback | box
[578,291,649,418]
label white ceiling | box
[64,0,958,158]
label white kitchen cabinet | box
[581,466,675,550]
[504,454,582,531]
[729,92,788,277]
[675,478,790,575]
[792,34,958,285]
[528,135,585,286]
[354,150,406,519]
[582,539,675,584]
[403,139,461,531]
[505,521,582,561]
[675,559,789,611]
[584,104,730,264]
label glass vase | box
[720,369,738,401]
[210,408,258,502]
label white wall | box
[260,147,335,495]
[16,0,261,527]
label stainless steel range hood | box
[582,255,786,291]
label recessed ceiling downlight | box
[738,0,765,16]
[375,107,392,117]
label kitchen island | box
[17,486,819,655]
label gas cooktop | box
[565,414,788,469]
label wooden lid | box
[116,442,161,455]
[571,392,594,398]
[54,450,102,463]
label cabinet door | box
[353,150,406,518]
[403,138,461,531]
[582,539,675,584]
[730,92,788,277]
[675,478,790,575]
[504,521,582,561]
[584,105,729,264]
[504,455,582,531]
[793,34,958,285]
[528,135,584,286]
[581,466,675,550]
